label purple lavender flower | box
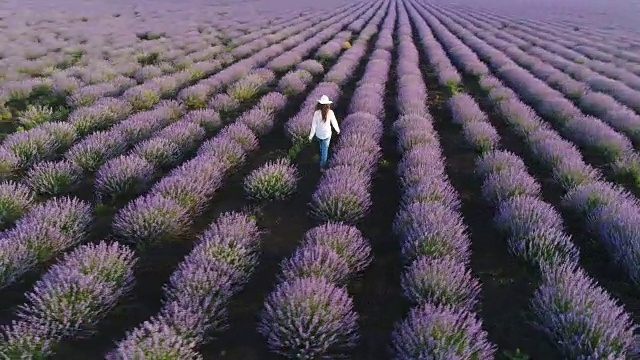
[0,239,37,290]
[178,84,210,110]
[183,109,222,133]
[133,138,182,169]
[562,181,636,217]
[310,168,371,223]
[402,256,481,310]
[244,158,297,201]
[108,320,202,360]
[297,59,324,75]
[217,123,258,152]
[123,84,162,111]
[39,122,77,151]
[394,201,470,264]
[65,130,127,172]
[342,112,384,140]
[401,178,461,210]
[68,98,132,135]
[16,196,92,248]
[475,150,527,178]
[113,111,166,145]
[279,244,351,285]
[329,146,378,175]
[0,147,21,180]
[67,83,117,108]
[391,302,496,359]
[334,133,381,155]
[481,168,541,205]
[0,181,34,229]
[495,196,579,266]
[157,121,206,153]
[278,71,308,96]
[26,160,83,196]
[4,129,57,168]
[302,222,371,274]
[209,93,240,115]
[197,136,246,169]
[237,108,274,136]
[95,155,156,203]
[531,262,636,359]
[113,194,191,249]
[463,121,500,153]
[151,173,221,216]
[227,71,272,102]
[448,93,488,125]
[0,320,53,358]
[259,277,358,359]
[257,92,287,114]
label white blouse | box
[308,110,340,140]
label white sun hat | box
[317,95,332,104]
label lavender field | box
[0,0,639,358]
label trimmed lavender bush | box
[302,222,371,275]
[133,138,182,169]
[329,146,378,175]
[66,131,127,172]
[238,108,274,136]
[209,93,240,115]
[2,241,136,353]
[279,244,351,285]
[278,71,308,96]
[463,121,500,153]
[392,302,496,359]
[0,147,20,180]
[297,60,324,75]
[95,155,156,203]
[481,168,541,205]
[401,178,461,210]
[394,201,470,264]
[14,197,92,258]
[218,123,259,152]
[17,105,54,130]
[244,158,297,201]
[157,122,206,152]
[183,109,222,133]
[259,277,358,359]
[0,240,36,291]
[4,129,57,168]
[0,181,34,229]
[26,160,83,196]
[113,194,191,249]
[310,168,371,223]
[107,321,202,360]
[257,92,287,114]
[151,173,222,216]
[178,84,210,110]
[401,256,481,310]
[197,136,246,169]
[448,93,487,125]
[475,150,528,178]
[495,196,579,267]
[531,262,636,358]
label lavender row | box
[112,89,286,249]
[284,1,391,142]
[0,242,136,358]
[445,90,636,358]
[464,8,640,71]
[310,2,395,223]
[0,11,332,178]
[258,223,372,358]
[409,5,640,357]
[6,8,356,197]
[175,2,367,112]
[390,4,495,358]
[418,3,640,190]
[267,1,377,72]
[448,11,640,144]
[109,213,260,359]
[473,15,640,110]
[419,2,640,290]
[0,196,92,290]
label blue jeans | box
[318,137,330,167]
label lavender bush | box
[259,277,358,359]
[26,160,83,196]
[0,181,34,229]
[244,158,298,201]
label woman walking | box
[308,95,340,171]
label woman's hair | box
[316,103,330,122]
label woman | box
[308,95,340,170]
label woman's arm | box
[308,112,318,140]
[330,111,340,134]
